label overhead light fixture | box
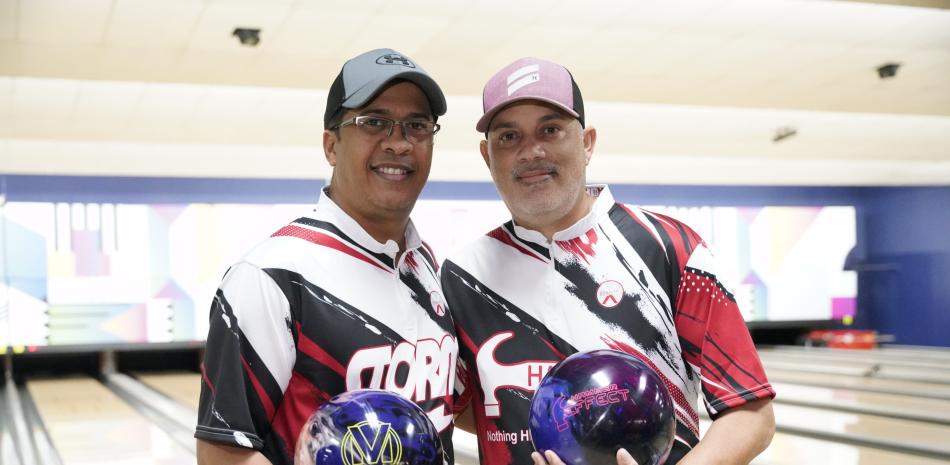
[232,27,261,47]
[876,63,900,80]
[773,126,797,143]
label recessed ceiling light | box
[876,63,900,80]
[232,28,261,47]
[773,126,797,143]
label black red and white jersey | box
[441,185,775,465]
[195,189,458,465]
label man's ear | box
[323,129,338,166]
[582,126,597,165]
[480,139,491,169]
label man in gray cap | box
[196,48,458,465]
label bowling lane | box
[131,373,950,464]
[771,403,950,457]
[134,372,201,410]
[701,424,950,465]
[767,346,950,364]
[136,372,484,465]
[0,384,21,465]
[759,350,950,373]
[762,359,950,385]
[878,346,950,359]
[766,368,950,400]
[27,376,195,465]
[773,382,950,424]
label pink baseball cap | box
[476,57,585,133]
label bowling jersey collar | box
[312,186,422,259]
[512,184,613,247]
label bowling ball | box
[529,350,675,465]
[295,389,445,465]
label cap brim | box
[475,96,580,133]
[343,71,447,117]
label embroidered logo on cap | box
[506,64,540,96]
[376,54,415,68]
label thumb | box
[617,448,639,465]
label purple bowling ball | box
[529,350,675,465]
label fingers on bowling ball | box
[531,451,547,465]
[545,450,567,465]
[617,448,639,465]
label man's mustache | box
[512,162,558,178]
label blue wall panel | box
[859,187,950,347]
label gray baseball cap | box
[323,48,447,129]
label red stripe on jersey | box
[652,211,705,260]
[643,211,691,269]
[457,326,479,354]
[200,362,216,397]
[454,327,480,415]
[675,269,774,412]
[601,336,700,435]
[241,355,276,420]
[273,225,391,273]
[487,227,546,263]
[454,360,474,415]
[271,370,332,462]
[538,336,566,360]
[555,228,598,264]
[404,250,420,271]
[296,323,346,377]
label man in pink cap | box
[441,58,776,465]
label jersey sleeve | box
[195,261,297,450]
[673,243,776,418]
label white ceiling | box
[1,0,949,185]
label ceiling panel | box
[105,0,207,48]
[684,1,799,38]
[254,87,323,123]
[11,78,78,119]
[5,76,948,160]
[18,0,114,45]
[4,44,103,80]
[3,0,947,116]
[93,47,182,82]
[0,0,17,41]
[173,50,254,85]
[0,76,12,119]
[265,6,349,57]
[2,0,948,185]
[339,16,449,60]
[188,86,264,124]
[74,79,145,120]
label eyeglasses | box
[331,116,440,143]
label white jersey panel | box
[219,260,296,392]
